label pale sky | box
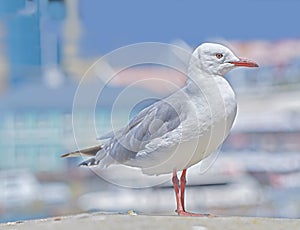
[79,0,300,55]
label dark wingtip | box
[78,162,88,167]
[78,158,99,167]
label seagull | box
[61,43,258,216]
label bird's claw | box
[177,210,216,217]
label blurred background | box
[1,0,300,222]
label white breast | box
[138,77,237,175]
[187,76,237,165]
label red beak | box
[229,58,259,68]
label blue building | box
[0,0,65,86]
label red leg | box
[180,169,187,212]
[172,168,213,217]
[172,169,184,213]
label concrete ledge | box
[1,213,299,230]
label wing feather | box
[105,99,183,163]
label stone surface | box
[1,213,299,230]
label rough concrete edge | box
[1,212,299,228]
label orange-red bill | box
[230,58,259,67]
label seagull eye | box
[216,53,223,59]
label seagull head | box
[192,43,258,76]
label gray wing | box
[99,99,184,163]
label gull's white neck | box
[183,61,237,120]
[183,62,232,95]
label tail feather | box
[60,145,103,158]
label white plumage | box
[62,42,258,216]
